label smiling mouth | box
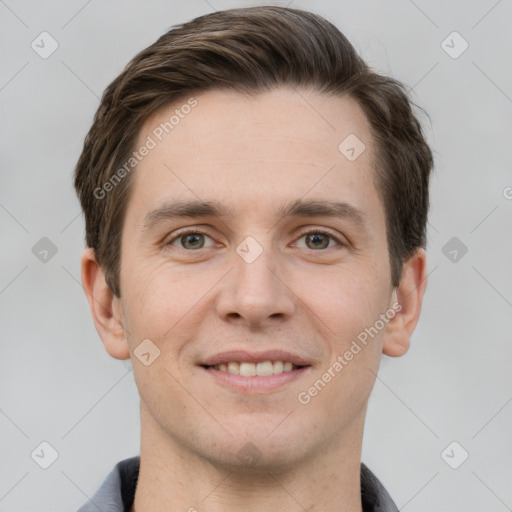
[202,360,308,377]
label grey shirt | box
[77,456,399,512]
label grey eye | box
[305,233,330,249]
[169,231,215,250]
[180,233,205,249]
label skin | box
[82,87,427,512]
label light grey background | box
[1,0,511,511]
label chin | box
[201,441,309,474]
[191,421,317,473]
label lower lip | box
[201,366,312,393]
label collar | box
[78,456,398,512]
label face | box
[114,87,397,470]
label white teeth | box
[273,361,284,374]
[240,362,256,377]
[212,360,299,376]
[228,362,239,374]
[256,361,274,376]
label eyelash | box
[166,227,344,250]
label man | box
[75,5,432,512]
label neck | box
[132,408,366,512]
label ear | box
[80,248,130,360]
[382,248,427,357]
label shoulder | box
[360,462,399,512]
[76,456,140,512]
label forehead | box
[139,87,373,164]
[126,87,382,228]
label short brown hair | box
[74,6,433,297]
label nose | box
[215,241,296,328]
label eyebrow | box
[277,199,368,227]
[142,198,369,232]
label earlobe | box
[382,248,428,357]
[80,248,130,360]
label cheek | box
[297,265,388,342]
[121,260,213,354]
[122,269,193,412]
[120,262,173,343]
[306,274,389,407]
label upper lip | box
[200,350,312,367]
